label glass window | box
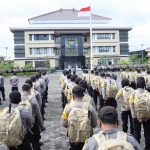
[30,48,32,54]
[83,37,87,42]
[83,49,88,54]
[29,35,32,41]
[34,34,49,40]
[56,37,61,42]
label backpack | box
[134,90,150,119]
[19,94,35,125]
[122,87,133,110]
[147,76,150,87]
[128,72,135,83]
[120,72,126,80]
[67,102,92,143]
[106,80,118,98]
[83,93,92,104]
[93,131,134,150]
[0,106,25,147]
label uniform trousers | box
[70,142,84,150]
[121,111,134,134]
[103,98,117,109]
[9,134,32,150]
[0,87,5,99]
[93,90,100,110]
[133,118,150,150]
[12,87,18,91]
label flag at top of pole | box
[78,5,93,69]
[78,6,90,17]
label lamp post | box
[5,47,8,62]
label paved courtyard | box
[0,71,145,149]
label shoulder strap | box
[117,131,127,141]
[71,102,76,109]
[83,102,90,110]
[93,131,109,146]
[25,94,34,102]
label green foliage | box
[120,59,129,65]
[128,54,139,64]
[99,55,104,65]
[2,72,38,77]
[24,62,32,69]
[45,56,50,70]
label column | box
[33,61,35,67]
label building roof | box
[28,8,111,23]
[145,47,150,51]
[10,24,132,31]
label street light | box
[0,47,8,62]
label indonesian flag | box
[78,6,90,17]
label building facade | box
[10,8,132,69]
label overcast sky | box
[0,0,150,59]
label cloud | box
[0,0,150,59]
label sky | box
[0,0,150,59]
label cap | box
[72,85,84,97]
[98,106,118,120]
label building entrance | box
[64,61,81,69]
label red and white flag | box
[78,6,90,17]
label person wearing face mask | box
[82,106,142,150]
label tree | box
[120,59,129,65]
[99,55,104,65]
[128,54,138,64]
[24,62,32,69]
[45,56,50,71]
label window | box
[44,48,47,54]
[93,33,115,40]
[83,36,87,42]
[83,49,88,54]
[56,49,61,55]
[30,48,33,54]
[34,34,49,40]
[29,35,32,41]
[56,37,61,43]
[50,35,54,40]
[35,61,46,68]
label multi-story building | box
[10,8,132,69]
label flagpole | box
[90,3,93,69]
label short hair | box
[9,91,21,104]
[91,70,94,74]
[66,71,69,75]
[129,68,132,71]
[142,69,145,71]
[75,77,81,85]
[30,76,36,82]
[105,73,111,77]
[13,72,16,75]
[122,68,126,71]
[25,79,33,87]
[71,75,76,82]
[98,106,118,125]
[35,74,39,80]
[95,71,98,75]
[22,83,31,91]
[147,70,150,75]
[100,72,105,77]
[137,77,145,89]
[72,86,84,98]
[79,80,87,92]
[121,78,129,87]
[67,74,71,79]
[137,70,141,73]
[0,72,2,76]
[85,70,88,74]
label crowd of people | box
[60,67,150,150]
[0,71,49,150]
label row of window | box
[30,48,54,54]
[29,34,54,41]
[29,34,115,41]
[92,33,115,40]
[93,46,115,53]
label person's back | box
[83,106,142,150]
[62,86,97,150]
[130,77,150,150]
[9,72,19,91]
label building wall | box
[14,60,25,68]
